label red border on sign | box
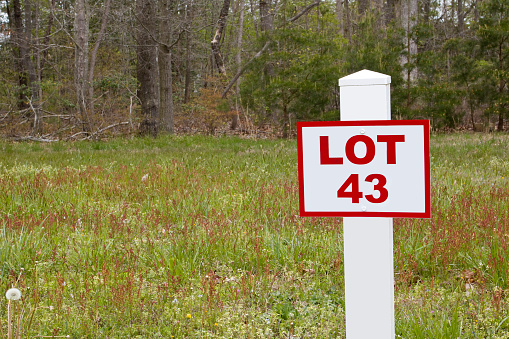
[297,120,431,219]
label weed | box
[0,133,508,337]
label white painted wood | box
[339,70,395,339]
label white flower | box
[5,288,21,300]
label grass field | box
[0,133,509,338]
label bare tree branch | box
[221,41,270,98]
[222,1,321,98]
[135,12,186,53]
[284,0,321,26]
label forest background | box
[0,0,507,140]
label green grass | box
[0,133,508,338]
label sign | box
[297,120,430,218]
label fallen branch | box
[12,136,57,142]
[39,114,73,119]
[0,110,12,122]
[86,121,130,140]
[68,131,88,140]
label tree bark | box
[336,0,343,34]
[231,0,245,130]
[12,0,42,133]
[25,0,42,134]
[9,0,29,110]
[259,0,273,33]
[358,0,369,17]
[137,0,160,137]
[159,0,175,134]
[74,0,91,132]
[40,0,55,78]
[88,0,112,117]
[184,2,193,104]
[498,43,506,131]
[401,0,418,83]
[458,0,464,33]
[385,0,396,26]
[344,0,351,40]
[259,0,275,121]
[211,0,231,76]
[249,0,259,38]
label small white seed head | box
[6,288,21,300]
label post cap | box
[339,69,391,87]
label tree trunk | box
[422,0,430,24]
[344,0,351,40]
[184,2,193,104]
[88,0,112,117]
[259,0,273,33]
[336,0,343,34]
[40,0,55,78]
[137,0,159,137]
[358,0,369,17]
[498,43,506,131]
[74,0,91,132]
[250,0,259,38]
[25,0,42,134]
[9,0,29,110]
[231,0,245,130]
[401,0,418,82]
[457,0,464,33]
[385,0,396,26]
[259,0,275,121]
[211,0,231,76]
[12,0,41,134]
[159,0,174,134]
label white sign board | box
[298,120,430,218]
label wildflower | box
[6,288,21,300]
[186,313,192,319]
[215,323,218,326]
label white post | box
[339,70,395,339]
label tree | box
[477,0,509,130]
[242,23,343,136]
[211,0,231,76]
[9,0,41,133]
[344,13,406,116]
[74,0,91,132]
[158,0,175,134]
[231,0,245,130]
[136,0,160,137]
